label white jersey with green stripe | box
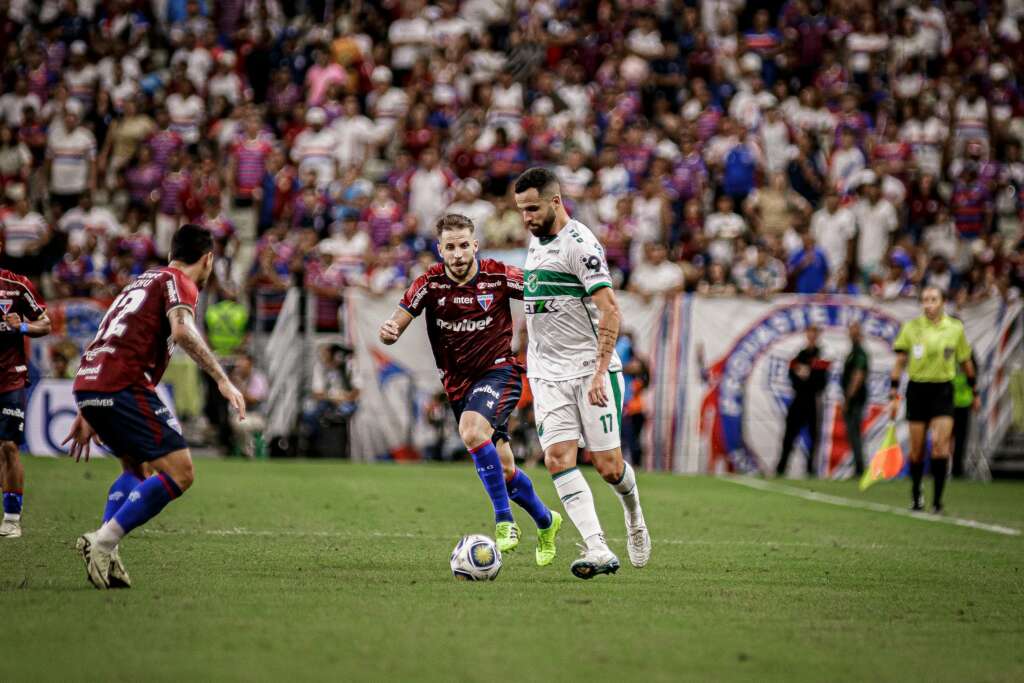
[523,219,622,381]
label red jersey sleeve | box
[165,268,199,316]
[16,275,46,320]
[399,273,431,317]
[505,264,524,301]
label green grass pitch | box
[3,456,1023,682]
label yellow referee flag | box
[860,422,904,491]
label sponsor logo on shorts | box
[128,491,141,503]
[471,384,502,400]
[108,491,125,502]
[76,398,114,408]
[436,316,493,332]
[1,407,24,418]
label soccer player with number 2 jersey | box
[64,224,246,589]
[379,213,563,565]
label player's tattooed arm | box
[379,308,414,345]
[587,287,621,407]
[170,307,247,418]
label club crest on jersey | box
[476,293,494,311]
[0,299,12,315]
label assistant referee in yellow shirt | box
[890,287,979,513]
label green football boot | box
[535,510,562,567]
[495,521,521,553]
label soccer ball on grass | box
[450,534,502,581]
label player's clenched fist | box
[379,319,401,345]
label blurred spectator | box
[853,174,899,281]
[228,353,269,458]
[734,242,786,298]
[629,242,685,299]
[788,232,830,294]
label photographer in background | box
[303,343,361,458]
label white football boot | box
[570,539,620,580]
[76,532,112,589]
[0,518,21,538]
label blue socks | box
[507,468,553,529]
[470,441,514,523]
[111,472,182,535]
[3,489,22,517]
[103,471,144,523]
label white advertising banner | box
[26,380,176,457]
[345,288,1020,475]
[674,295,1021,476]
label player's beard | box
[527,207,556,237]
[446,258,471,281]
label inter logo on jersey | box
[0,299,12,315]
[477,294,494,311]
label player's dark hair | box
[514,167,559,196]
[922,285,946,301]
[169,223,214,264]
[435,213,474,237]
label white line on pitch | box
[137,526,1017,551]
[723,476,1022,537]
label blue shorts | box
[450,366,522,445]
[75,387,188,462]
[0,388,26,445]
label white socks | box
[552,467,606,550]
[94,519,126,553]
[611,462,645,527]
[3,513,19,522]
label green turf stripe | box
[551,466,579,480]
[524,284,587,297]
[524,269,582,285]
[587,282,611,295]
[609,371,623,432]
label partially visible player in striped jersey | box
[0,269,51,539]
[513,167,651,579]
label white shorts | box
[531,371,625,453]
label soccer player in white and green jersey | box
[513,167,651,580]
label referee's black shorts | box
[905,381,955,423]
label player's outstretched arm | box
[169,307,247,420]
[379,308,414,345]
[588,287,622,407]
[4,311,51,338]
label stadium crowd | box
[1,0,1023,327]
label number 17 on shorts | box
[533,371,625,453]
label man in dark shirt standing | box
[841,322,869,476]
[776,325,829,478]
